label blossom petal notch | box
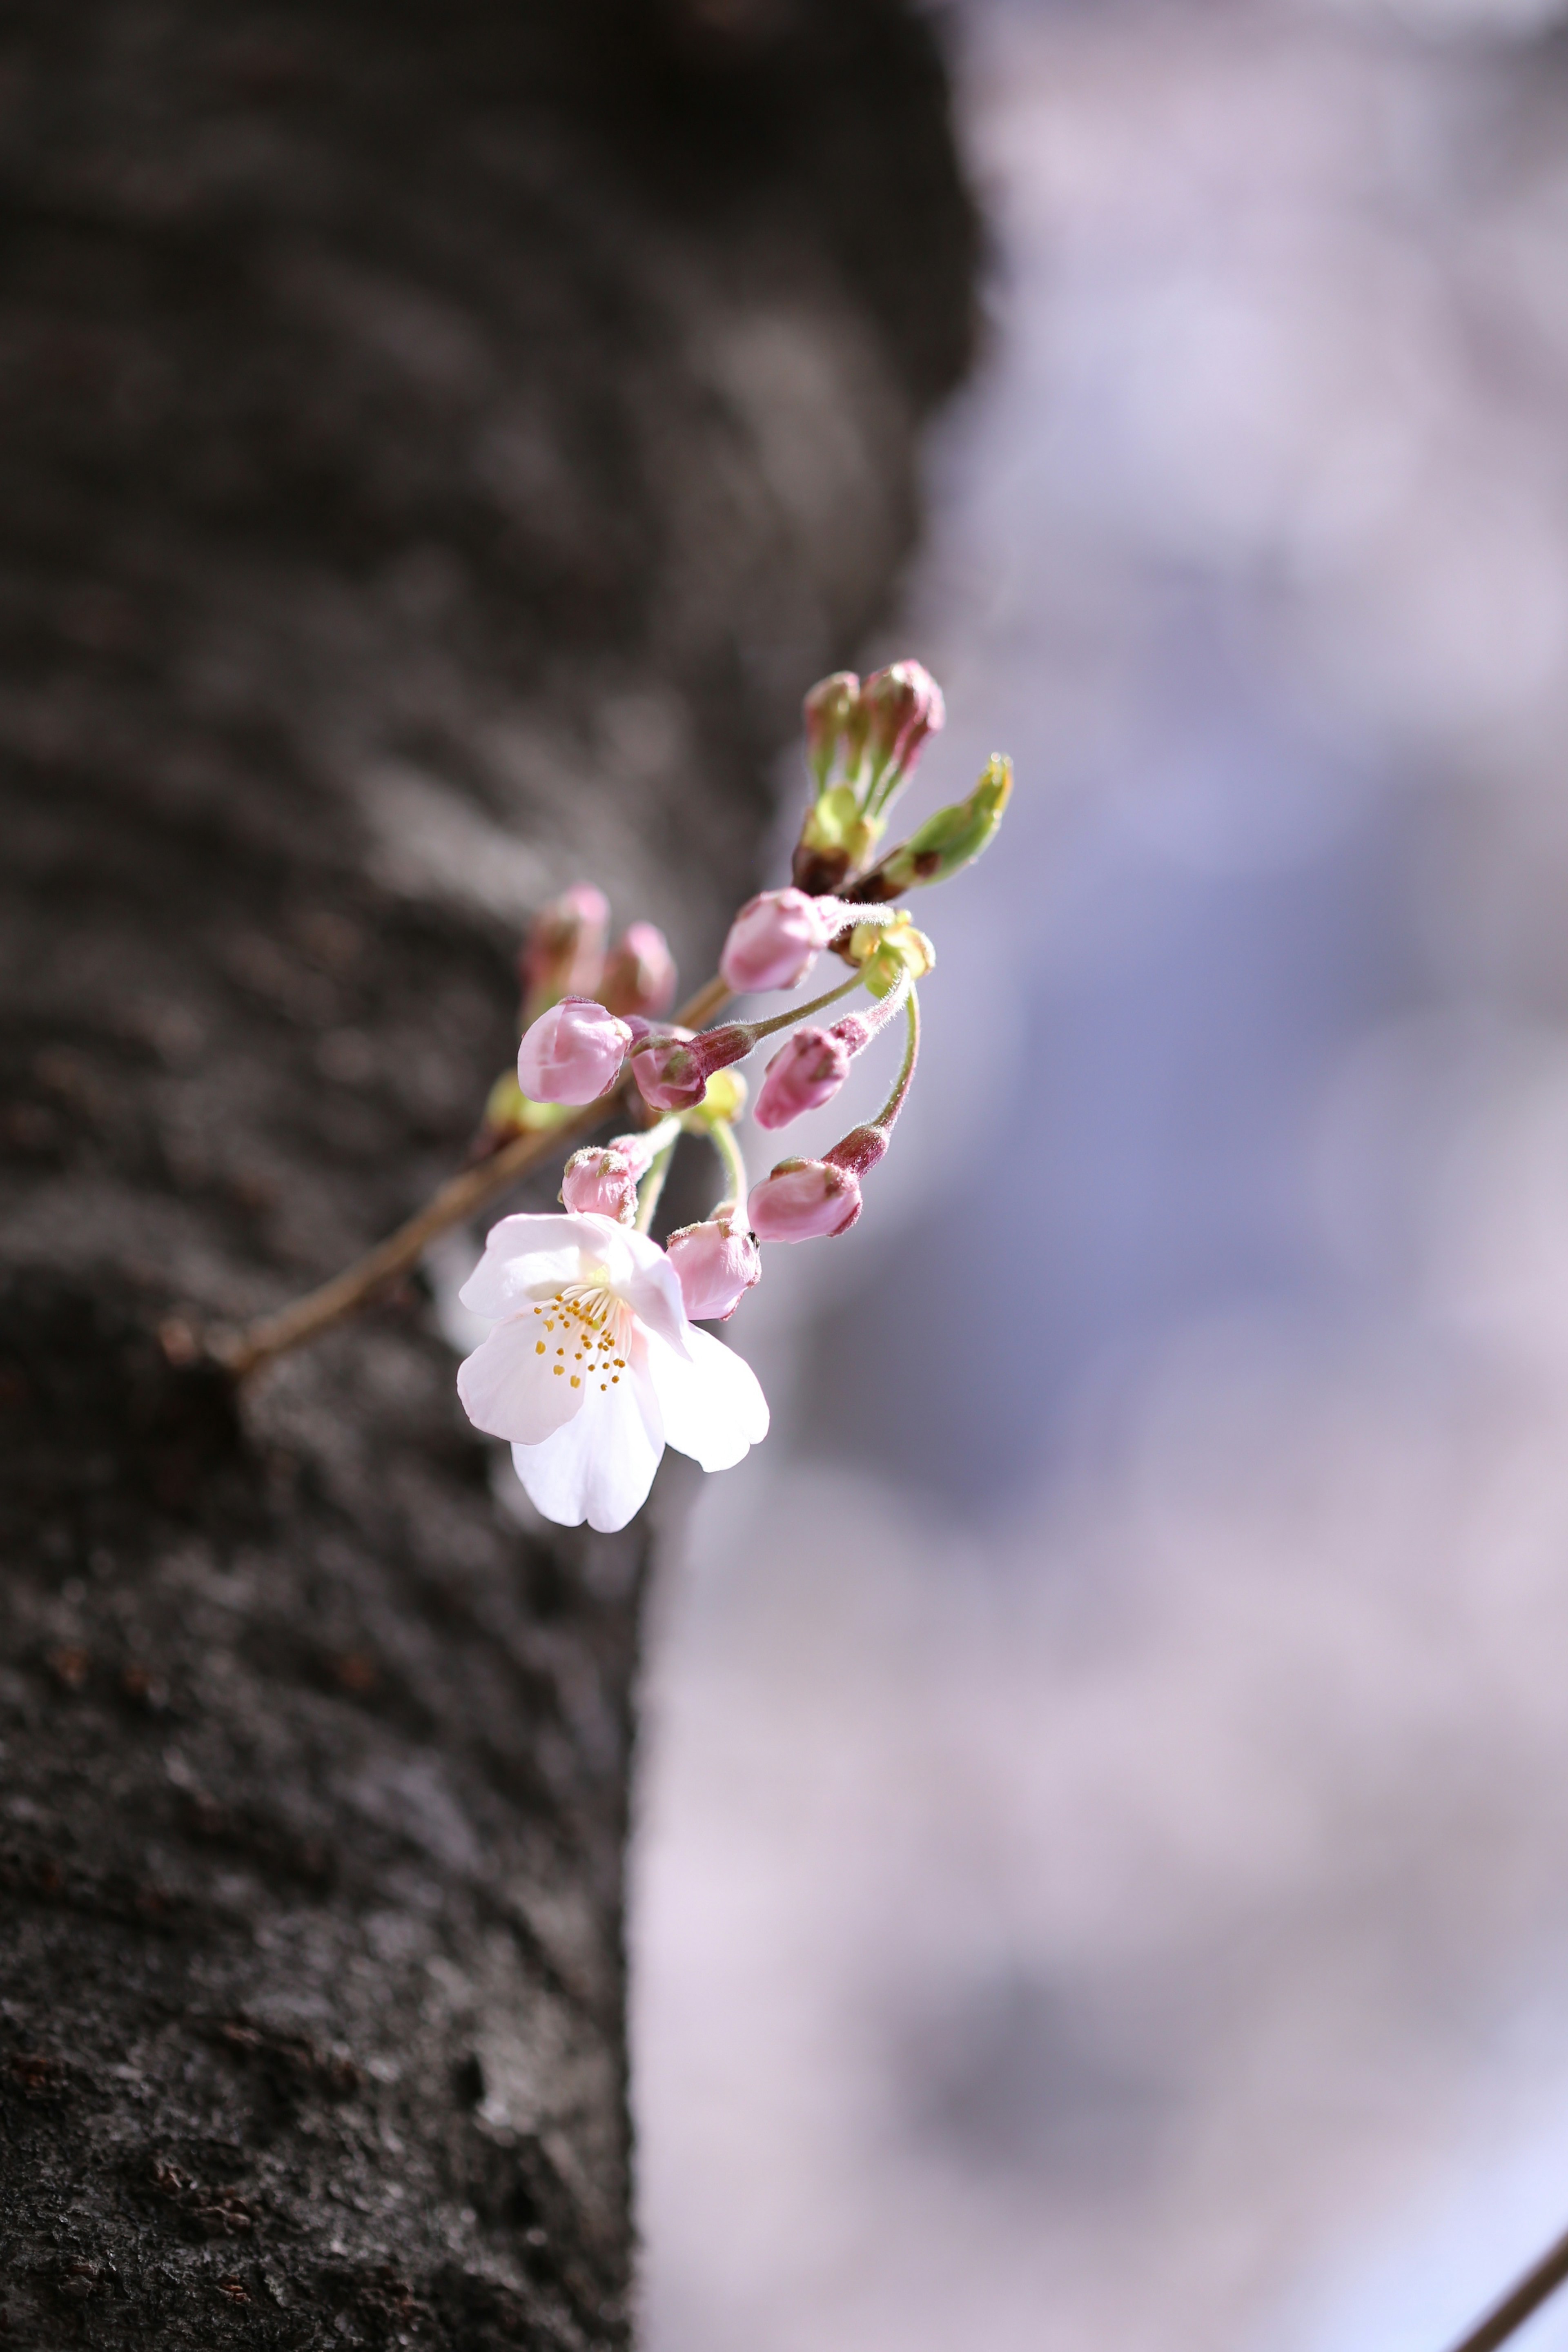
[456,1212,767,1532]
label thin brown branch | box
[214,971,730,1379]
[1443,2220,1568,2352]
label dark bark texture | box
[0,5,975,2345]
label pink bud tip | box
[560,1133,653,1224]
[666,1212,762,1322]
[747,1156,862,1242]
[630,1023,749,1112]
[600,921,677,1019]
[720,887,839,995]
[753,1025,852,1131]
[862,661,945,777]
[517,997,632,1105]
[520,883,610,1006]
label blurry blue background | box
[634,4,1568,2346]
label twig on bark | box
[214,972,730,1379]
[1442,2219,1568,2352]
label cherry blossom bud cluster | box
[517,884,676,1029]
[792,660,946,895]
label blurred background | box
[632,3,1568,2347]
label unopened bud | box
[520,884,609,1015]
[747,1156,862,1242]
[600,921,676,1019]
[517,997,632,1105]
[754,1025,852,1131]
[858,755,1013,900]
[861,661,944,786]
[721,887,852,995]
[560,1133,655,1225]
[630,1022,751,1113]
[802,671,862,788]
[666,1211,762,1322]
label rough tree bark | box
[0,3,974,2344]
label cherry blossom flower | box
[456,1212,768,1532]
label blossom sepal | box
[753,1025,852,1131]
[630,1023,752,1112]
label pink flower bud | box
[753,1025,852,1131]
[720,888,843,994]
[559,1133,655,1224]
[600,921,677,1019]
[747,1156,862,1242]
[862,661,945,781]
[803,670,861,781]
[517,997,632,1105]
[519,884,609,1012]
[666,1213,762,1322]
[629,1022,750,1113]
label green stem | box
[741,970,862,1045]
[870,982,920,1134]
[702,1117,748,1218]
[637,1112,687,1163]
[635,1141,676,1235]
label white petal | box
[645,1326,768,1473]
[458,1213,621,1319]
[510,1356,664,1532]
[621,1250,692,1358]
[456,1315,586,1445]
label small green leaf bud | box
[855,755,1013,900]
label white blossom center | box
[528,1268,635,1396]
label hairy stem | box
[871,982,920,1134]
[634,1142,676,1235]
[703,1117,749,1218]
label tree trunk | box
[0,3,973,2343]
